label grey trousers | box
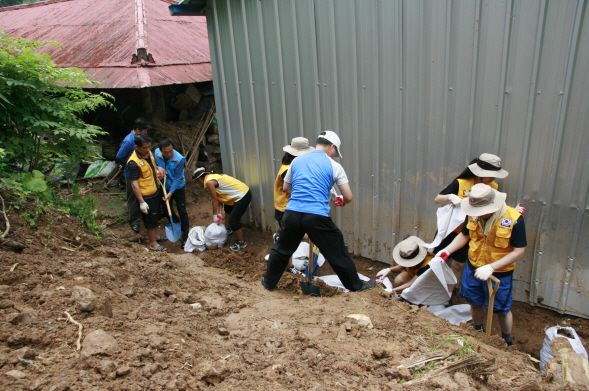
[125,178,142,227]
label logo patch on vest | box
[139,161,144,166]
[462,190,469,196]
[501,218,512,227]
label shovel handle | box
[160,176,173,216]
[308,240,314,283]
[486,275,500,336]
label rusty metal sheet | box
[0,0,211,88]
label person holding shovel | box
[431,153,510,293]
[155,138,189,249]
[192,168,252,252]
[127,132,167,252]
[116,117,151,234]
[262,130,376,292]
[436,183,527,346]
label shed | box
[201,0,589,319]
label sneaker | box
[273,233,279,243]
[261,277,274,291]
[226,227,233,235]
[131,224,140,233]
[285,266,297,274]
[230,241,247,251]
[358,279,376,292]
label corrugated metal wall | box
[206,0,589,318]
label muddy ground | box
[0,179,587,390]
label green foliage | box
[0,31,113,173]
[54,185,101,236]
[427,334,475,359]
[0,0,38,7]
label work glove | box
[140,202,149,214]
[435,249,450,262]
[448,194,462,207]
[376,268,391,279]
[335,195,345,206]
[515,203,526,215]
[474,264,495,281]
[213,214,223,225]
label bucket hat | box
[283,137,315,156]
[468,153,509,179]
[392,236,427,267]
[460,183,507,216]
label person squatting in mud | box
[192,168,252,252]
[435,183,527,346]
[263,131,376,292]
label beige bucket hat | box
[283,137,315,156]
[392,236,427,267]
[460,183,507,216]
[468,153,509,179]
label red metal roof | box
[0,0,211,88]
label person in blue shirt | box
[155,138,189,248]
[116,117,151,233]
[262,131,376,292]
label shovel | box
[300,239,321,297]
[486,275,501,336]
[161,177,181,243]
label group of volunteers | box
[118,117,526,345]
[376,153,526,346]
[116,118,252,253]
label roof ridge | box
[0,0,77,13]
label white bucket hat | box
[283,137,315,156]
[468,153,509,179]
[460,183,507,216]
[392,236,427,267]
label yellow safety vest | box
[204,174,249,206]
[453,178,499,233]
[406,254,433,277]
[127,150,158,197]
[274,164,290,212]
[466,206,521,273]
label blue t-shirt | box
[115,131,136,179]
[285,150,336,217]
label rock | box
[7,331,26,345]
[201,360,232,385]
[116,366,131,376]
[190,303,202,310]
[428,374,459,390]
[7,346,36,364]
[345,314,374,329]
[19,313,37,324]
[72,286,97,312]
[6,313,21,324]
[148,334,169,349]
[142,363,160,378]
[100,299,113,318]
[81,329,119,357]
[218,327,230,336]
[5,369,26,380]
[120,286,134,297]
[0,300,13,309]
[372,348,389,359]
[93,359,116,375]
[453,372,472,390]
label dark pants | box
[125,178,141,227]
[141,191,161,229]
[223,190,252,231]
[162,187,189,240]
[264,210,363,291]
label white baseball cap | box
[320,130,342,158]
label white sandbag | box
[401,257,457,306]
[185,226,206,253]
[84,160,117,179]
[291,242,326,271]
[204,223,228,249]
[540,326,588,373]
[428,304,472,326]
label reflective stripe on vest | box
[466,206,521,273]
[274,164,290,212]
[127,150,158,196]
[453,178,499,233]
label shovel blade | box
[165,215,182,242]
[300,281,321,297]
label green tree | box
[0,1,37,9]
[0,31,113,172]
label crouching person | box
[437,184,526,346]
[376,236,433,293]
[192,168,252,251]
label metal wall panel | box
[206,0,589,318]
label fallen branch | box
[10,262,19,271]
[398,351,446,369]
[58,236,95,250]
[64,311,83,350]
[0,194,8,239]
[59,246,77,252]
[402,355,497,386]
[0,240,26,250]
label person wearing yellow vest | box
[192,168,252,251]
[432,153,510,293]
[127,132,167,252]
[273,138,315,272]
[438,184,527,346]
[376,236,434,294]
